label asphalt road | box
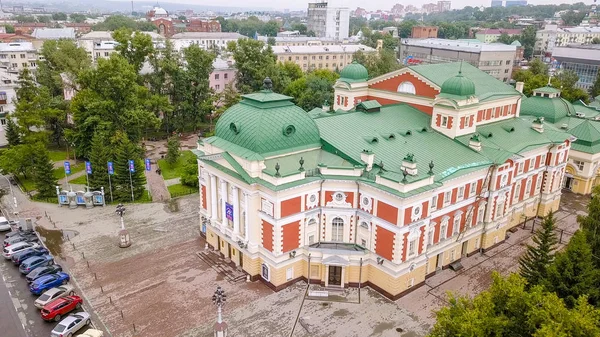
[0,260,28,337]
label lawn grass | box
[48,150,68,162]
[157,150,195,180]
[168,183,198,198]
[53,162,85,180]
[69,174,88,185]
[16,175,35,191]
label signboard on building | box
[225,202,233,221]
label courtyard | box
[1,184,587,337]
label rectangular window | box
[22,63,27,67]
[513,182,521,203]
[20,54,25,58]
[215,84,220,90]
[431,195,438,211]
[286,267,293,281]
[361,238,367,247]
[444,191,451,206]
[0,118,5,125]
[477,207,485,224]
[319,55,323,60]
[574,160,584,171]
[536,173,543,191]
[224,73,228,79]
[308,235,314,245]
[408,239,416,256]
[517,162,524,174]
[104,52,109,56]
[504,69,509,73]
[442,116,448,126]
[428,227,434,246]
[496,200,505,218]
[529,158,535,171]
[215,74,219,80]
[525,178,532,197]
[458,186,464,200]
[440,223,447,240]
[10,54,15,59]
[470,182,477,196]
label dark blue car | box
[29,272,70,295]
[11,247,49,265]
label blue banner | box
[225,203,233,221]
[64,161,71,175]
[85,161,92,174]
[129,160,135,173]
[145,158,151,171]
[107,162,114,175]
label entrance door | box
[227,244,232,259]
[217,236,221,251]
[436,253,443,270]
[239,251,244,268]
[461,241,469,257]
[563,176,573,190]
[328,266,342,286]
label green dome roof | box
[339,61,368,82]
[440,72,476,97]
[215,79,321,156]
[520,95,576,123]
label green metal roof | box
[520,95,576,123]
[440,72,476,97]
[409,62,519,102]
[533,85,561,94]
[511,40,522,46]
[313,103,492,183]
[357,100,382,110]
[212,89,321,157]
[339,61,369,82]
[569,120,600,145]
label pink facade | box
[210,59,236,93]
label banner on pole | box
[145,158,151,171]
[85,161,92,174]
[225,203,233,221]
[129,160,135,173]
[64,161,71,175]
[107,162,114,175]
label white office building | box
[307,1,350,40]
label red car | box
[41,295,83,322]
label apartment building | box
[210,58,236,93]
[0,42,37,73]
[78,31,164,63]
[399,38,517,82]
[272,44,375,72]
[196,61,569,299]
[475,28,521,43]
[307,1,350,40]
[258,36,354,46]
[170,32,246,51]
[552,45,600,90]
[535,25,600,53]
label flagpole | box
[129,163,134,202]
[108,174,113,203]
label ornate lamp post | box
[212,286,228,337]
[116,203,131,248]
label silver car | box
[51,312,91,337]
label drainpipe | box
[318,179,324,244]
[354,181,360,244]
[307,253,311,285]
[358,257,363,304]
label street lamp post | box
[115,203,131,248]
[212,286,228,337]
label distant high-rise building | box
[505,0,527,7]
[307,1,350,40]
[438,1,451,12]
[422,3,438,13]
[491,0,503,7]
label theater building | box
[195,62,571,299]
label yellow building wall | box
[267,259,307,286]
[243,255,261,276]
[572,176,593,195]
[206,228,218,248]
[537,198,560,217]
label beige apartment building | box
[258,36,355,46]
[0,42,37,73]
[399,38,517,82]
[535,25,600,53]
[272,44,375,72]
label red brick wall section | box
[437,192,444,209]
[282,221,300,253]
[369,72,440,98]
[281,196,301,218]
[262,220,274,252]
[201,185,207,210]
[377,200,399,225]
[422,200,430,218]
[435,114,441,127]
[448,116,454,129]
[366,96,434,115]
[404,207,412,226]
[401,232,409,261]
[433,221,440,244]
[451,188,457,203]
[418,226,425,254]
[375,226,395,261]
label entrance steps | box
[196,250,247,283]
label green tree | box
[37,39,91,97]
[113,28,155,73]
[113,134,145,201]
[593,37,600,44]
[5,118,21,147]
[552,70,590,103]
[165,136,180,165]
[69,14,87,23]
[92,15,156,32]
[88,131,113,191]
[32,147,58,198]
[228,39,276,93]
[520,26,537,59]
[4,25,14,33]
[260,20,280,36]
[212,82,241,123]
[0,144,35,178]
[579,186,600,270]
[267,37,276,46]
[52,13,68,21]
[14,15,36,23]
[561,10,586,26]
[544,231,599,308]
[37,16,51,24]
[518,212,558,287]
[180,155,199,188]
[353,49,402,78]
[591,71,600,99]
[71,54,161,157]
[291,23,307,35]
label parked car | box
[12,247,49,265]
[50,311,91,337]
[26,264,63,283]
[34,285,75,309]
[4,233,39,247]
[40,295,82,322]
[29,272,70,295]
[2,241,39,259]
[19,254,54,274]
[79,329,103,337]
[0,216,11,231]
[5,228,34,239]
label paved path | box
[0,268,27,337]
[145,165,170,202]
[164,177,180,186]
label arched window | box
[397,81,416,95]
[307,218,316,226]
[331,217,344,242]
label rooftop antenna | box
[459,60,463,74]
[547,73,552,86]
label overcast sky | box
[148,0,591,12]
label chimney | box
[532,117,544,133]
[469,134,482,151]
[360,150,375,171]
[516,81,524,94]
[401,153,418,175]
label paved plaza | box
[0,184,587,337]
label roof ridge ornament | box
[263,77,273,92]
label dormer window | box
[442,116,448,127]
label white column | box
[244,192,249,241]
[232,186,240,237]
[221,180,228,227]
[210,175,218,221]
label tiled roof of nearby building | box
[409,62,519,102]
[32,28,75,40]
[80,31,164,40]
[401,38,517,53]
[170,32,245,39]
[533,85,561,94]
[520,95,576,123]
[313,103,492,183]
[272,44,375,55]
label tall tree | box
[228,39,277,93]
[32,146,58,198]
[113,134,145,201]
[88,131,113,191]
[165,136,180,165]
[519,212,558,287]
[37,39,91,97]
[579,186,600,269]
[590,71,600,99]
[5,118,21,147]
[112,28,155,73]
[353,49,402,78]
[552,70,590,103]
[544,231,599,308]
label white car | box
[51,312,91,337]
[0,217,11,231]
[2,241,38,259]
[34,285,75,309]
[79,329,103,337]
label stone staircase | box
[196,250,247,283]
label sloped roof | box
[32,28,75,40]
[520,95,576,123]
[356,100,381,110]
[408,62,519,102]
[533,85,561,94]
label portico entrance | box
[322,255,348,288]
[328,266,342,286]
